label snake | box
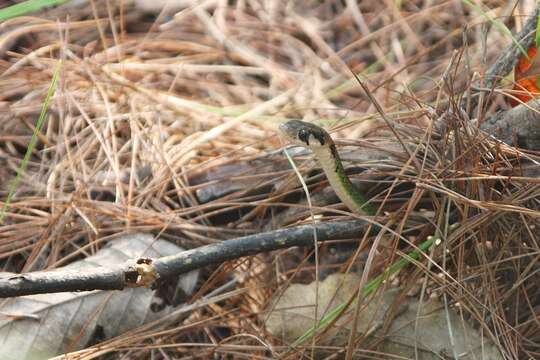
[278,120,375,216]
[279,119,455,252]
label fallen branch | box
[0,220,371,298]
[480,97,540,150]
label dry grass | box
[1,0,540,359]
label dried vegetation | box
[1,0,539,359]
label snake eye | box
[298,129,310,145]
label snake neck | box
[312,144,375,216]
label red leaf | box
[510,45,540,106]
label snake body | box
[279,120,375,216]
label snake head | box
[278,120,332,148]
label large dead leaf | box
[380,297,503,359]
[0,233,199,360]
[266,274,503,359]
[265,273,398,347]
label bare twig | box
[0,220,371,298]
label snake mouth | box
[278,122,297,141]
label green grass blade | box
[536,11,540,48]
[0,60,63,224]
[0,0,71,21]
